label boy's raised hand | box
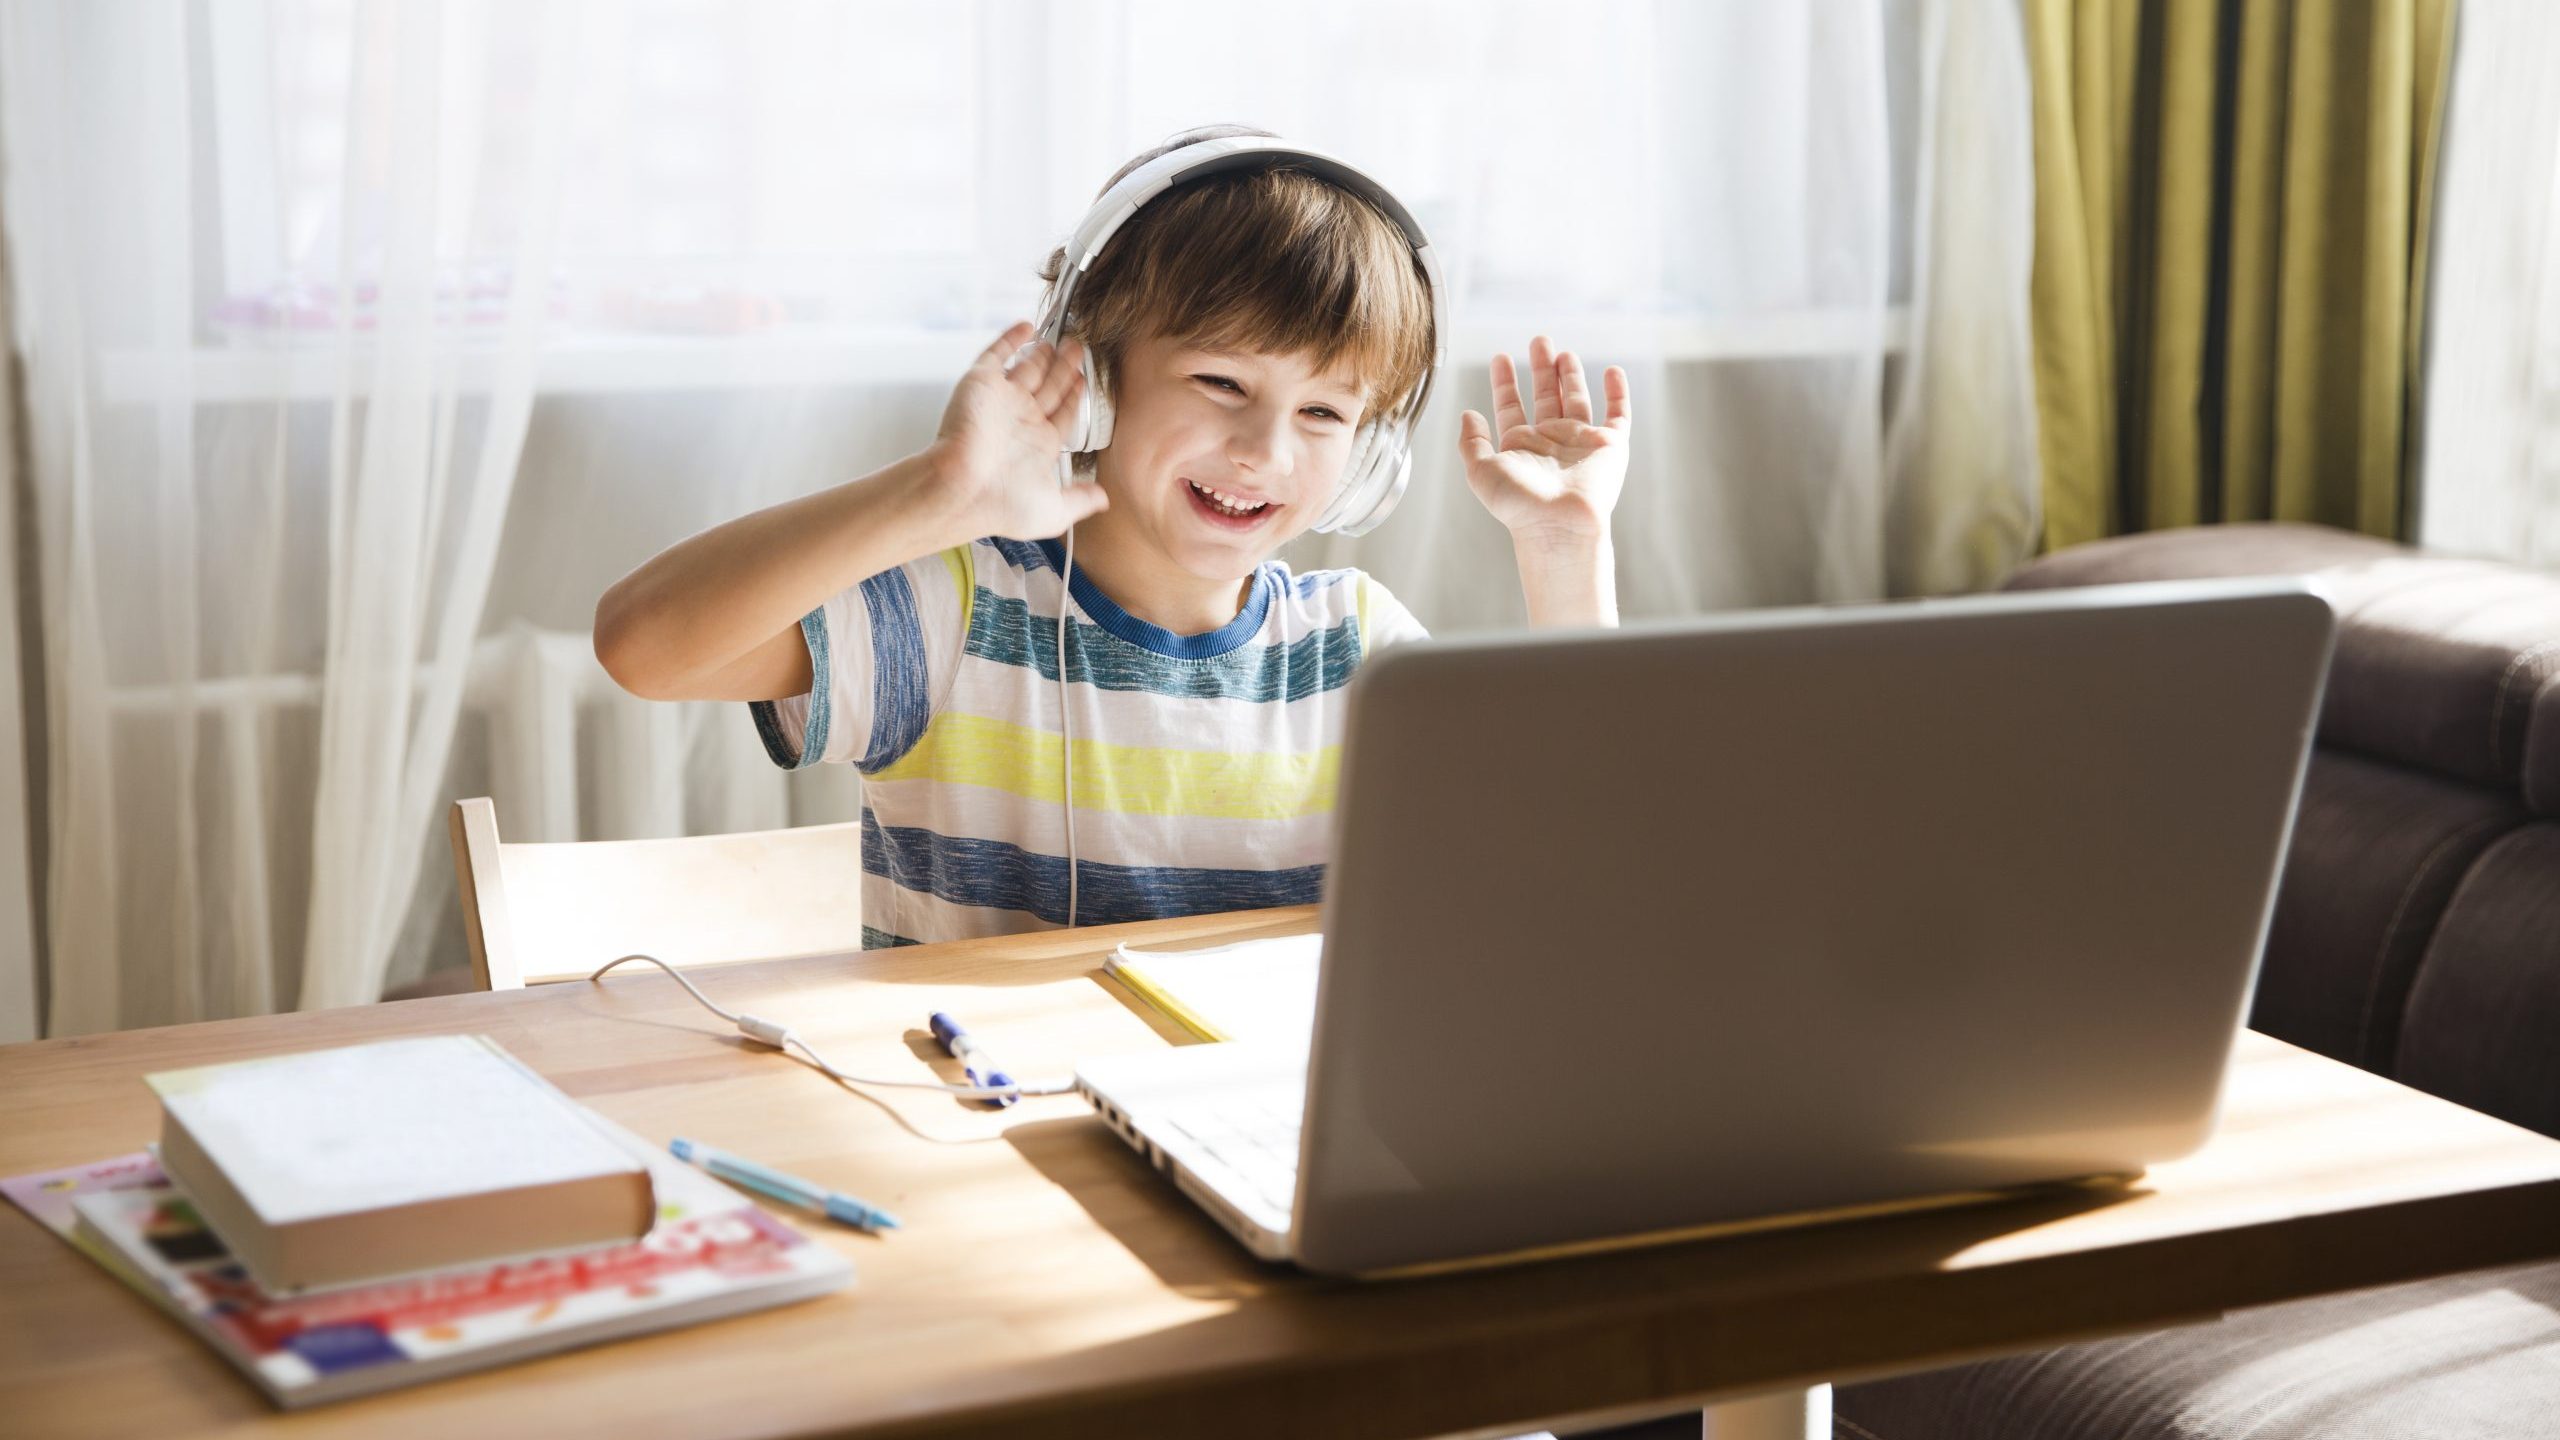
[928,320,1112,540]
[1457,336,1632,547]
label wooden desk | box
[9,905,2560,1440]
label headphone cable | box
[1059,509,1081,930]
[585,953,1073,1099]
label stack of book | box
[1,1034,851,1407]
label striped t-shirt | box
[749,536,1428,948]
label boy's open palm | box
[1457,336,1632,544]
[931,321,1110,540]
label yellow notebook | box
[1104,933,1322,1046]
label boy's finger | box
[1458,409,1499,463]
[979,320,1036,369]
[1043,364,1087,423]
[1604,365,1632,432]
[1068,483,1111,521]
[1035,341,1085,412]
[1558,350,1593,424]
[1529,335,1561,425]
[1008,341,1055,390]
[1490,354,1527,433]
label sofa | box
[1834,522,2560,1440]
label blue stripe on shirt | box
[1291,567,1355,598]
[984,536,1061,576]
[964,589,1363,702]
[747,605,834,769]
[862,812,1323,927]
[858,567,931,772]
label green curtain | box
[2027,0,2456,549]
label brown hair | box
[1038,125,1436,439]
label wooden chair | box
[447,797,868,990]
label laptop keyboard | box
[1159,1090,1304,1217]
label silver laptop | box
[1076,578,2336,1275]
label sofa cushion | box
[2528,676,2560,817]
[2393,822,2560,1138]
[2252,751,2523,1073]
[1999,522,2404,585]
[2006,524,2560,807]
[1834,1258,2560,1440]
[2313,560,2560,804]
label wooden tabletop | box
[9,905,2560,1440]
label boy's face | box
[1088,331,1371,585]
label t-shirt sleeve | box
[1357,573,1429,654]
[748,544,974,772]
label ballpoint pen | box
[929,1010,1017,1107]
[667,1137,901,1233]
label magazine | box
[7,1138,853,1408]
[0,1152,187,1304]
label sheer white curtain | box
[1,0,2033,1035]
[1294,0,2037,616]
[2417,0,2560,566]
[4,0,624,1030]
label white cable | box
[585,954,1075,1099]
[1059,517,1081,929]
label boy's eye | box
[1196,374,1346,423]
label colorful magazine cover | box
[0,1152,189,1305]
[8,1140,854,1408]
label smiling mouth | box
[1185,479,1276,521]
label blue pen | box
[668,1137,901,1233]
[929,1010,1017,1107]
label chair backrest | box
[447,797,867,990]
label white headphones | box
[1031,133,1449,538]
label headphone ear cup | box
[1314,417,1409,537]
[1039,294,1111,459]
[1336,445,1411,539]
[1082,350,1114,453]
[1312,420,1379,535]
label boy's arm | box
[594,323,1105,702]
[595,450,960,701]
[1455,335,1633,629]
[1510,529,1618,630]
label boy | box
[593,126,1633,947]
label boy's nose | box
[1226,413,1296,481]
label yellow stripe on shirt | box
[940,544,975,645]
[870,711,1339,821]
